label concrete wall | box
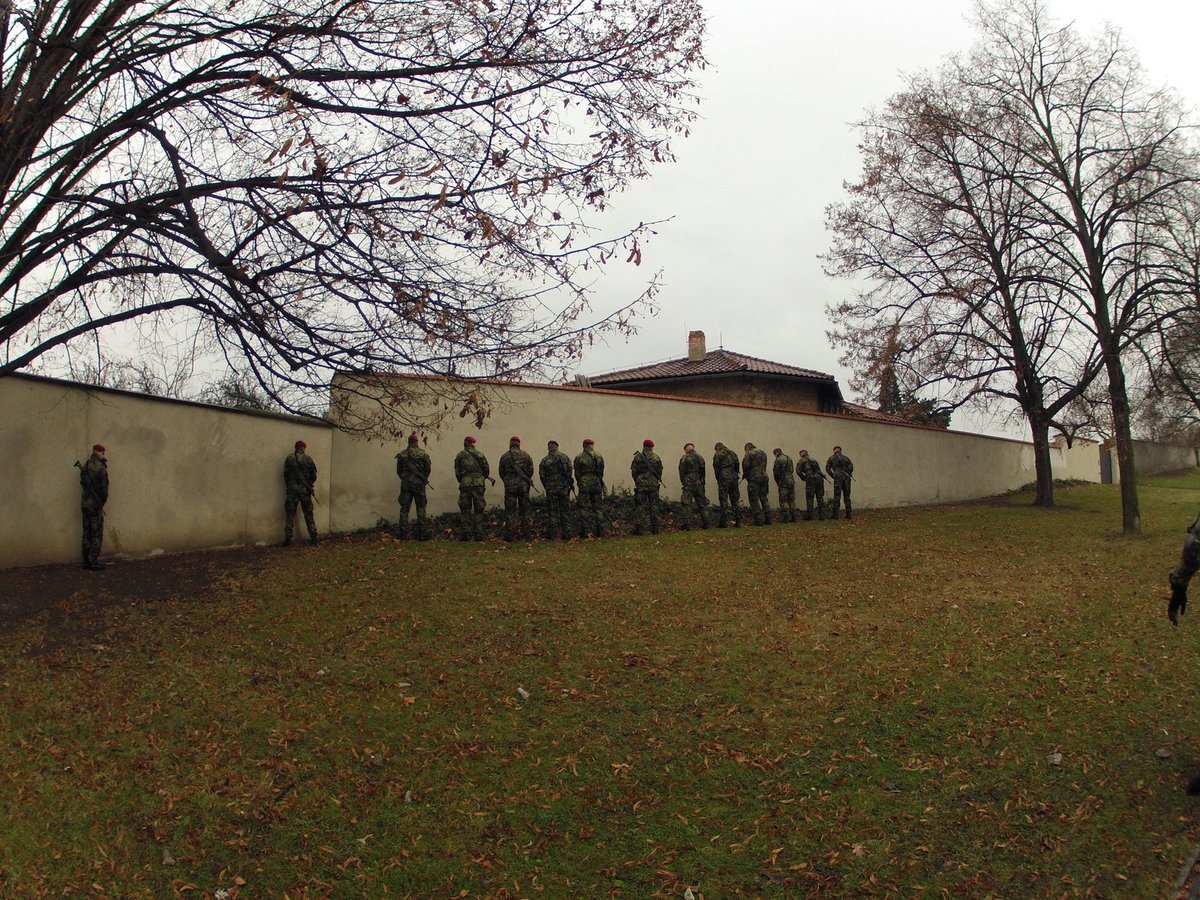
[326,376,1103,531]
[0,375,332,569]
[2,372,1142,570]
[1129,440,1197,477]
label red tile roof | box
[589,348,837,385]
[839,402,921,426]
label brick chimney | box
[687,330,706,362]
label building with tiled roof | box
[582,331,845,414]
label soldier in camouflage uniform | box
[1169,513,1200,626]
[79,443,109,570]
[677,443,709,530]
[573,438,606,538]
[630,439,664,536]
[772,448,797,523]
[539,439,574,540]
[742,442,771,525]
[797,450,826,521]
[712,441,742,528]
[395,433,432,540]
[283,439,319,546]
[454,435,490,541]
[826,445,854,520]
[499,435,535,542]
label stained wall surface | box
[327,376,1104,532]
[0,375,332,569]
[1,372,1135,570]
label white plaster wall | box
[1131,440,1196,477]
[0,375,332,569]
[1051,440,1103,482]
[328,376,1093,531]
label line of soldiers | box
[394,434,856,542]
[75,435,853,568]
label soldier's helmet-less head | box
[833,445,842,453]
[684,442,695,452]
[799,450,809,458]
[744,442,754,451]
[773,448,782,456]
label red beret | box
[408,433,419,443]
[583,438,594,446]
[92,444,106,453]
[510,435,521,443]
[643,439,654,448]
[295,440,306,449]
[464,435,477,444]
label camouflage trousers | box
[1170,531,1199,608]
[679,483,709,529]
[398,484,429,539]
[544,490,572,539]
[832,478,852,519]
[804,479,825,520]
[576,486,604,537]
[81,504,104,565]
[504,487,532,541]
[633,488,660,535]
[458,486,486,540]
[776,483,796,522]
[716,477,741,526]
[746,477,771,525]
[285,491,317,543]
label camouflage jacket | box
[797,457,825,483]
[742,447,769,483]
[712,446,740,484]
[573,449,605,491]
[499,447,535,492]
[80,453,109,509]
[284,451,317,495]
[773,453,795,486]
[631,449,663,491]
[454,446,490,488]
[678,450,707,488]
[539,451,574,493]
[826,451,854,483]
[395,446,431,489]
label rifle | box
[513,466,542,495]
[74,460,106,506]
[400,453,434,491]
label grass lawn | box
[3,473,1200,897]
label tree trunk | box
[1028,417,1055,507]
[1104,354,1141,534]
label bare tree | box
[827,0,1199,529]
[825,60,1101,507]
[0,0,706,422]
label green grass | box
[3,473,1200,897]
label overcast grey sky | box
[575,0,1200,434]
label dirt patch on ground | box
[0,546,279,655]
